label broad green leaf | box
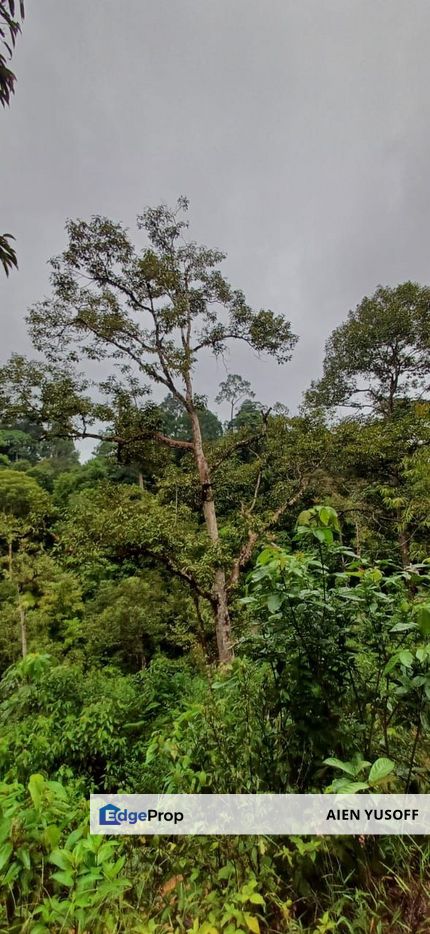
[244,914,260,933]
[384,654,400,675]
[390,622,416,633]
[46,780,68,800]
[2,863,20,885]
[49,848,74,871]
[412,675,427,686]
[330,779,369,793]
[51,869,74,888]
[108,856,125,877]
[96,842,117,864]
[28,773,45,808]
[368,758,395,786]
[17,846,31,870]
[43,825,61,849]
[72,891,94,908]
[323,757,357,776]
[417,605,430,637]
[314,527,333,544]
[319,506,332,526]
[249,893,265,905]
[218,864,234,880]
[0,841,12,870]
[267,593,282,613]
[257,548,276,565]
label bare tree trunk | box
[18,603,27,658]
[398,527,410,568]
[189,408,233,663]
[138,471,144,490]
[213,568,233,663]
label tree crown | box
[306,282,430,417]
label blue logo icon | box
[99,803,122,826]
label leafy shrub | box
[0,773,130,932]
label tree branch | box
[227,477,310,590]
[139,547,212,602]
[192,332,255,354]
[55,427,194,451]
[146,284,189,408]
[210,414,269,472]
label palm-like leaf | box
[0,233,18,275]
[0,0,24,107]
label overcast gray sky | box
[2,0,430,435]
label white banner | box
[90,793,430,835]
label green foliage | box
[0,431,430,929]
[306,282,430,416]
[0,773,131,932]
[0,468,51,524]
[159,393,223,442]
[0,653,195,789]
[2,272,430,928]
[323,755,395,793]
[241,519,430,790]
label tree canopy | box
[1,198,299,663]
[306,282,430,416]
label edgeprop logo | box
[99,803,184,827]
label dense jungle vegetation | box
[1,198,430,932]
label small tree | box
[216,373,255,425]
[4,199,297,662]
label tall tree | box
[306,282,430,417]
[5,198,297,662]
[159,393,223,442]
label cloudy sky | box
[2,0,430,435]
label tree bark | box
[18,603,27,658]
[189,408,233,663]
[398,527,410,568]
